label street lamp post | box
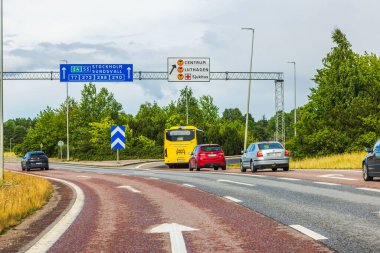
[287,61,297,136]
[185,86,188,125]
[0,0,4,181]
[60,60,70,160]
[242,27,255,151]
[9,138,12,153]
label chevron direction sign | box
[111,126,126,150]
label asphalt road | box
[7,161,380,252]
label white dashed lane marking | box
[289,225,328,240]
[224,196,243,203]
[217,179,254,187]
[313,181,341,186]
[182,184,196,188]
[278,177,301,181]
[118,185,141,193]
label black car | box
[362,140,380,181]
[21,151,49,171]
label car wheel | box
[195,162,200,171]
[189,162,193,171]
[363,163,373,181]
[272,168,278,172]
[240,161,246,172]
[45,167,49,170]
[221,166,226,170]
[250,161,257,172]
[26,166,30,171]
[283,167,289,171]
[214,167,218,170]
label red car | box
[189,144,226,171]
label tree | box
[290,28,380,157]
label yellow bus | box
[164,126,204,168]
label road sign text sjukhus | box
[60,64,133,82]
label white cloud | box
[2,0,380,121]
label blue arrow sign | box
[111,126,126,150]
[60,64,133,82]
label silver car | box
[240,141,290,172]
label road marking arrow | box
[150,223,198,253]
[317,174,357,181]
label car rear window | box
[258,143,283,150]
[30,154,46,158]
[201,146,221,152]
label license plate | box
[208,154,216,157]
[177,158,185,162]
[36,162,42,165]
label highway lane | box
[6,164,332,252]
[48,162,380,252]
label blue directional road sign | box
[111,126,126,150]
[60,64,133,82]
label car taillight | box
[285,150,290,156]
[257,150,263,157]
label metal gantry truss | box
[3,71,285,143]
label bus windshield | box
[166,129,195,141]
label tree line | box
[4,28,380,160]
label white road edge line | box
[224,196,243,203]
[26,177,85,253]
[182,184,195,188]
[217,179,254,187]
[313,181,340,186]
[357,187,380,193]
[118,185,141,193]
[289,225,328,240]
[149,177,160,180]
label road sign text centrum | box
[167,57,210,82]
[59,64,133,82]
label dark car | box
[362,140,380,181]
[189,144,226,171]
[21,151,49,171]
[240,141,290,172]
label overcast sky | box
[3,0,380,121]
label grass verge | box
[0,171,53,234]
[291,152,365,169]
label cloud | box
[6,42,130,71]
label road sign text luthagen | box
[60,64,133,82]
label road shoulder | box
[0,180,73,253]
